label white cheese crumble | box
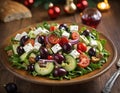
[23,43,33,53]
[90,40,98,47]
[34,27,49,35]
[34,42,41,50]
[14,33,21,41]
[70,25,78,32]
[21,32,28,37]
[70,49,80,59]
[62,31,70,38]
[51,44,62,53]
[14,32,28,41]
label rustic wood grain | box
[0,0,120,93]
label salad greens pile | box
[5,22,110,80]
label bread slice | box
[0,0,32,22]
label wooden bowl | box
[0,23,117,86]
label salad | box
[5,22,110,80]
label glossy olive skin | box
[53,68,67,77]
[54,54,64,64]
[59,24,69,31]
[27,64,35,72]
[62,43,72,53]
[17,46,25,56]
[82,29,90,37]
[88,47,96,57]
[39,47,49,59]
[20,35,29,46]
[38,35,45,44]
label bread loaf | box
[0,0,32,22]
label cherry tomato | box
[48,55,53,60]
[77,53,90,68]
[50,26,57,31]
[25,39,35,46]
[48,34,60,44]
[77,42,87,52]
[59,37,69,46]
[71,32,79,40]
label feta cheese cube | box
[70,49,80,59]
[23,43,33,53]
[62,31,70,38]
[34,27,49,35]
[90,40,98,47]
[70,25,79,32]
[14,33,21,41]
[51,44,62,53]
[21,32,28,37]
[34,42,41,50]
[34,27,42,35]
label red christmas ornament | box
[24,0,34,7]
[48,3,61,19]
[76,0,88,11]
[14,0,34,8]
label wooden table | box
[0,0,120,93]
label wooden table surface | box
[0,0,120,93]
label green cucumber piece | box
[35,62,54,76]
[97,41,103,51]
[28,30,36,38]
[20,53,28,62]
[64,55,77,71]
[80,35,90,45]
[12,44,19,54]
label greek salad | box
[5,22,110,80]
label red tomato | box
[71,32,79,40]
[50,26,57,31]
[48,34,60,44]
[25,39,35,46]
[77,54,90,68]
[59,37,69,46]
[77,42,87,52]
[48,55,53,60]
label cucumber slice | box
[35,62,54,76]
[28,30,36,38]
[97,41,103,51]
[64,55,77,71]
[20,52,28,62]
[80,35,90,45]
[12,44,19,54]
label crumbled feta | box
[34,27,42,35]
[34,42,41,50]
[62,31,70,38]
[51,44,62,53]
[14,33,21,41]
[70,49,80,59]
[23,43,33,53]
[70,25,78,32]
[21,32,28,37]
[34,27,49,35]
[90,40,98,47]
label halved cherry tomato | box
[71,32,79,40]
[48,55,53,60]
[48,34,60,44]
[50,26,57,31]
[77,42,87,52]
[59,37,69,46]
[25,39,35,46]
[77,53,90,68]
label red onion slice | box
[69,38,79,44]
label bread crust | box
[0,0,32,22]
